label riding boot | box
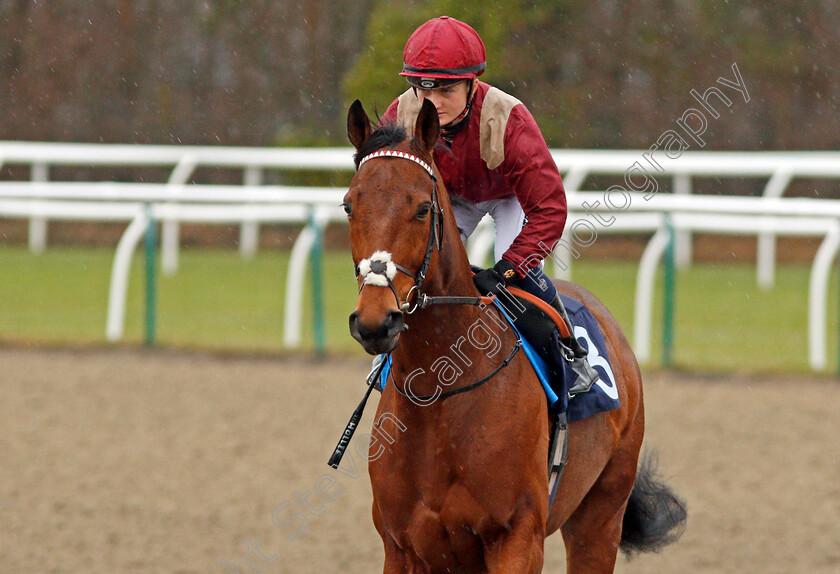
[549,293,599,395]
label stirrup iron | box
[550,294,599,395]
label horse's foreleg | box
[379,530,414,574]
[381,546,410,573]
[484,506,545,574]
[374,503,409,574]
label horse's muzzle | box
[349,309,404,355]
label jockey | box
[382,16,597,393]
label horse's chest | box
[380,483,488,571]
[368,403,520,566]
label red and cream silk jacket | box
[382,81,567,277]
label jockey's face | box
[416,80,472,126]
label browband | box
[358,150,435,179]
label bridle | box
[351,148,522,398]
[328,146,523,469]
[354,149,446,314]
[354,149,510,314]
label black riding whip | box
[327,356,387,469]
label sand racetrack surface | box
[2,346,839,573]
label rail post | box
[662,215,676,367]
[144,203,158,346]
[309,209,326,356]
[29,162,49,253]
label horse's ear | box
[414,98,440,154]
[348,99,372,152]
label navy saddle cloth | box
[492,292,620,421]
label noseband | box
[354,150,444,314]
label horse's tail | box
[619,450,687,557]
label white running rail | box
[3,143,840,370]
[4,142,840,284]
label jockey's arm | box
[497,105,568,279]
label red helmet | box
[400,16,486,89]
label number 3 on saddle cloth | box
[492,288,621,419]
[376,289,621,422]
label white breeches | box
[450,195,525,262]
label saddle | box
[495,286,583,406]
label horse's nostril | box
[349,310,404,344]
[384,310,404,332]
[349,311,362,337]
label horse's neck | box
[391,214,499,383]
[399,265,479,350]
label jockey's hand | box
[473,259,517,296]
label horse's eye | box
[416,203,431,219]
[342,202,352,217]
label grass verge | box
[0,245,835,374]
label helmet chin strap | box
[409,80,477,144]
[441,81,476,143]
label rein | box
[389,332,521,403]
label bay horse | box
[341,98,685,573]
